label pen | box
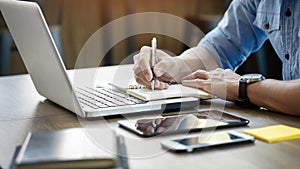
[151,37,157,91]
[116,134,129,169]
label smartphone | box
[117,109,250,137]
[161,130,255,152]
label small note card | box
[243,124,300,143]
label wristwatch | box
[238,74,265,105]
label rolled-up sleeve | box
[198,0,268,70]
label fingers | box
[135,119,152,131]
[156,127,167,133]
[135,75,169,89]
[182,68,241,101]
[133,46,173,89]
[182,69,209,81]
[133,46,153,81]
[182,69,211,92]
[182,78,208,90]
[134,46,171,80]
[135,118,165,135]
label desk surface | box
[1,65,300,169]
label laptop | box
[0,0,199,118]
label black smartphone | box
[161,131,255,152]
[117,109,250,137]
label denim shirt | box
[199,0,300,80]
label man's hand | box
[182,68,241,101]
[133,46,181,89]
[135,116,184,135]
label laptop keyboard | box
[75,86,145,110]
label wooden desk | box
[0,65,300,169]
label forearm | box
[248,79,300,116]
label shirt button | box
[264,22,270,30]
[285,8,292,17]
[285,54,290,60]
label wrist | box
[230,82,240,101]
[173,57,195,81]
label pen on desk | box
[151,37,157,91]
[116,134,129,169]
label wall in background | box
[0,0,281,79]
[0,0,228,75]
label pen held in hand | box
[151,67,156,91]
[151,37,157,91]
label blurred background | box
[0,0,281,79]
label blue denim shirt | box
[199,0,300,80]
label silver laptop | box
[0,0,198,118]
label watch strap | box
[237,74,265,108]
[238,79,248,100]
[237,81,255,107]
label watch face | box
[241,74,265,83]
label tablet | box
[117,109,250,137]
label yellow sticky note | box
[243,124,300,143]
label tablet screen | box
[118,110,249,136]
[135,113,228,135]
